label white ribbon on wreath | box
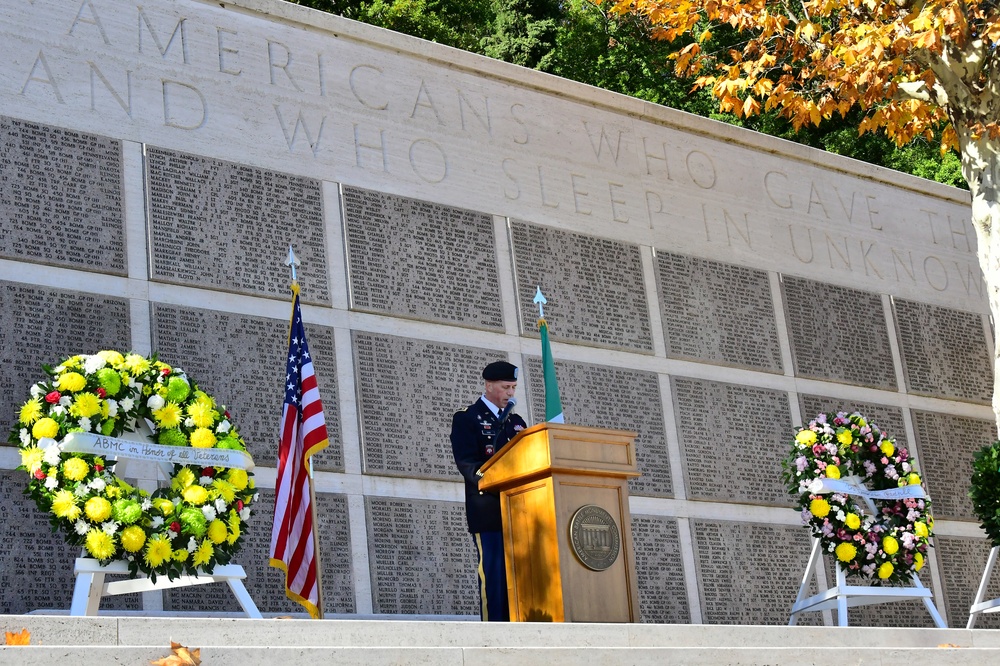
[811,474,925,515]
[50,432,255,471]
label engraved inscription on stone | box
[342,186,503,329]
[937,536,1000,629]
[630,515,690,623]
[354,331,510,479]
[165,489,355,615]
[0,116,125,274]
[894,299,991,403]
[569,505,621,571]
[151,303,343,471]
[655,251,782,373]
[692,520,821,625]
[510,221,652,352]
[0,281,130,438]
[366,496,479,616]
[782,277,896,390]
[523,356,670,497]
[910,410,995,521]
[799,396,908,450]
[672,377,792,506]
[146,148,330,303]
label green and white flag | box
[534,286,564,423]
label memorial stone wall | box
[0,0,994,626]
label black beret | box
[483,361,518,382]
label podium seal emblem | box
[569,504,620,571]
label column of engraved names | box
[894,299,991,403]
[782,277,896,390]
[366,497,478,615]
[0,281,130,432]
[146,148,330,303]
[353,331,508,478]
[655,251,782,372]
[937,536,1000,629]
[152,304,342,470]
[510,221,652,352]
[0,116,125,274]
[342,187,503,329]
[671,377,792,506]
[631,515,689,623]
[524,356,671,497]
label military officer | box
[450,360,527,622]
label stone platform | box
[2,616,999,665]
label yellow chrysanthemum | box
[905,473,921,486]
[809,498,830,519]
[19,399,43,426]
[104,485,120,499]
[879,440,895,457]
[152,403,182,429]
[192,540,214,567]
[182,485,209,505]
[845,513,861,530]
[51,489,81,520]
[144,535,173,568]
[835,542,857,562]
[98,350,125,366]
[187,401,217,428]
[70,392,102,419]
[32,418,60,440]
[123,354,150,375]
[207,519,228,545]
[212,479,236,503]
[62,457,90,482]
[57,372,87,393]
[172,467,196,491]
[152,498,175,517]
[227,469,249,491]
[795,430,817,446]
[84,496,112,522]
[877,562,894,579]
[914,522,929,538]
[882,536,899,555]
[226,513,241,545]
[825,465,841,479]
[120,525,146,553]
[836,429,853,446]
[84,529,116,560]
[19,447,44,474]
[914,552,925,571]
[173,549,189,563]
[190,428,217,449]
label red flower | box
[237,500,244,512]
[33,468,45,480]
[94,464,104,472]
[45,391,61,404]
[224,411,231,419]
[170,521,181,533]
[161,367,171,375]
[96,387,107,398]
[201,467,215,478]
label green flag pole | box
[534,286,564,423]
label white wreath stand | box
[789,538,946,627]
[966,545,1000,628]
[66,422,261,618]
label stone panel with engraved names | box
[655,251,782,372]
[672,377,791,506]
[632,515,690,623]
[798,396,908,450]
[366,496,478,615]
[936,535,1000,629]
[524,356,670,497]
[0,116,125,274]
[783,277,896,389]
[343,187,503,329]
[146,148,329,303]
[151,303,343,471]
[511,221,652,352]
[353,331,514,478]
[894,299,991,403]
[0,281,130,438]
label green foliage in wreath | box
[9,350,257,582]
[781,411,933,585]
[970,440,1000,547]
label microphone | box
[497,397,516,425]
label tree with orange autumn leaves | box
[602,0,1000,430]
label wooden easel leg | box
[968,546,999,629]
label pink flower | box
[170,521,181,533]
[96,387,107,398]
[45,391,61,404]
[33,468,45,480]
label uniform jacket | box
[450,397,527,533]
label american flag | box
[269,284,329,619]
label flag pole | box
[286,245,326,619]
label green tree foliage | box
[481,0,561,71]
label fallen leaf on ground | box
[150,641,201,665]
[5,629,30,645]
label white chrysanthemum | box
[807,478,824,494]
[51,405,66,416]
[184,417,195,428]
[252,493,258,503]
[44,476,58,490]
[187,537,197,551]
[202,506,217,521]
[120,397,134,411]
[215,498,227,513]
[102,521,118,535]
[151,516,164,528]
[83,355,106,374]
[74,520,89,535]
[90,477,106,492]
[59,396,72,407]
[78,417,92,432]
[239,507,251,521]
[30,384,43,398]
[172,497,181,506]
[41,442,61,466]
[141,498,152,511]
[217,420,231,433]
[106,399,118,418]
[199,476,212,486]
[74,485,89,497]
[146,394,165,410]
[19,428,30,445]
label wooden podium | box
[478,422,641,622]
